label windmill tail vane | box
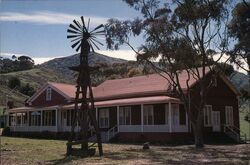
[66,16,105,157]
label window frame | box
[225,106,234,126]
[46,87,52,101]
[119,106,131,125]
[143,105,154,125]
[204,105,212,127]
[99,108,109,128]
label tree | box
[19,83,35,96]
[105,0,233,148]
[8,77,21,89]
[18,55,34,70]
[228,1,250,75]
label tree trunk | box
[192,120,204,148]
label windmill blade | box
[77,21,83,31]
[73,20,83,31]
[76,43,82,52]
[90,37,104,46]
[67,29,81,34]
[89,39,100,50]
[71,36,82,42]
[81,16,88,31]
[69,24,81,32]
[87,18,90,31]
[90,44,95,52]
[67,34,81,39]
[91,30,106,36]
[72,40,81,49]
[90,24,104,33]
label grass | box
[0,68,74,107]
[240,106,250,140]
[1,136,249,165]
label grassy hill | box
[0,67,74,107]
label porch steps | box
[224,125,247,143]
[88,125,118,143]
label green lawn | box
[240,109,250,141]
[1,136,249,165]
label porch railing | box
[223,125,247,143]
[107,125,118,141]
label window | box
[99,108,109,128]
[46,87,52,101]
[204,105,212,126]
[225,106,234,126]
[119,106,131,125]
[143,105,154,125]
[165,104,169,125]
[16,114,21,126]
[66,110,71,126]
[30,111,41,126]
[179,105,186,125]
[172,104,179,125]
[10,114,16,126]
[43,110,55,126]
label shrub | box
[2,127,11,136]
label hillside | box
[0,51,248,108]
[229,71,249,91]
[0,67,74,107]
[39,52,126,81]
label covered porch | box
[95,96,189,133]
[7,106,59,132]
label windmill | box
[66,16,105,157]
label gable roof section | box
[93,67,211,100]
[26,82,76,104]
[218,73,241,96]
[93,66,241,100]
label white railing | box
[224,125,246,143]
[107,125,118,141]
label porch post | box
[96,108,98,121]
[40,110,43,132]
[55,109,58,132]
[141,104,143,132]
[169,102,172,133]
[6,112,9,127]
[27,111,30,126]
[20,113,23,127]
[117,106,119,132]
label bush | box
[8,77,21,89]
[2,127,11,136]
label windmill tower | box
[66,16,104,157]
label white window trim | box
[99,108,109,128]
[225,106,234,126]
[204,105,212,127]
[143,105,154,125]
[46,87,52,101]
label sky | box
[0,0,142,64]
[0,0,248,74]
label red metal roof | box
[94,96,180,107]
[93,67,210,100]
[60,96,180,110]
[48,82,76,98]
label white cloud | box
[0,52,57,64]
[213,54,248,74]
[97,50,137,61]
[0,11,109,25]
